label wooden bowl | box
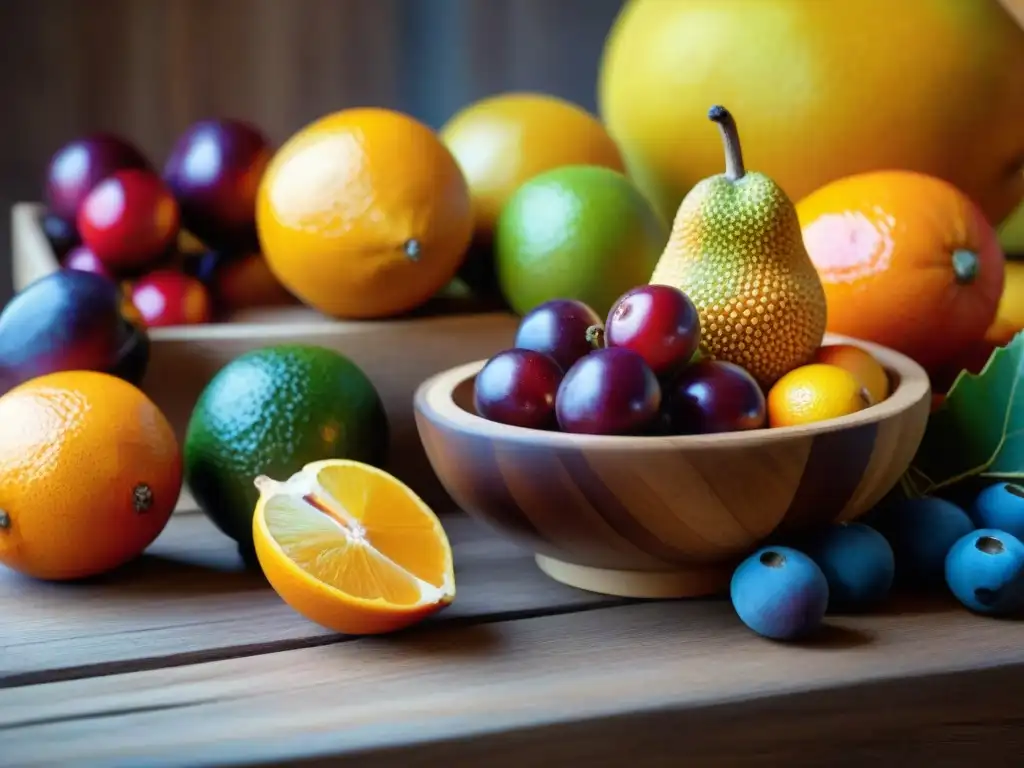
[414,335,931,599]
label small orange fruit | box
[797,170,1005,370]
[767,363,871,428]
[986,261,1024,346]
[0,370,182,581]
[257,108,474,320]
[440,92,626,241]
[813,344,889,404]
[252,459,455,635]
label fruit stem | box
[585,324,606,349]
[404,239,421,262]
[132,483,154,514]
[0,510,9,530]
[951,249,979,285]
[708,106,746,181]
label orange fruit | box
[440,93,626,241]
[797,171,1005,370]
[0,370,182,581]
[252,459,455,635]
[256,108,474,320]
[812,344,889,404]
[767,363,871,428]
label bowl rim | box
[413,333,932,451]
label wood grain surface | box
[0,511,623,687]
[2,591,1021,767]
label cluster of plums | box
[731,484,1024,641]
[474,285,767,436]
[41,120,294,329]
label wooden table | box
[2,508,1023,767]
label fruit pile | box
[41,121,295,328]
[476,286,889,436]
[730,486,1024,642]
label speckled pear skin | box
[649,107,827,389]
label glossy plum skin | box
[42,211,81,258]
[513,299,603,372]
[131,269,214,327]
[474,349,563,430]
[78,169,180,271]
[163,119,272,252]
[63,244,114,279]
[605,285,700,376]
[660,359,766,435]
[0,270,149,393]
[44,133,151,224]
[555,347,661,435]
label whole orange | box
[767,364,871,428]
[440,93,626,241]
[0,370,182,581]
[797,171,1005,370]
[256,108,474,320]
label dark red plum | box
[555,347,661,435]
[42,211,81,258]
[163,119,272,252]
[473,349,563,430]
[44,133,151,223]
[660,359,766,435]
[513,298,603,372]
[605,285,700,376]
[78,169,180,272]
[0,270,149,393]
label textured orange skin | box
[798,171,1006,371]
[766,363,870,428]
[440,92,626,240]
[256,108,474,320]
[599,0,1024,228]
[0,371,182,581]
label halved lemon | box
[252,459,455,635]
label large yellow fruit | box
[599,0,1024,227]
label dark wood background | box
[0,0,625,302]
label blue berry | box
[730,546,829,640]
[871,496,974,588]
[945,529,1024,616]
[801,522,894,612]
[970,483,1024,542]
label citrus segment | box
[253,460,454,635]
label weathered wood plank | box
[0,511,624,685]
[0,597,1020,767]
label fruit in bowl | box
[413,329,930,599]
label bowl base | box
[535,554,732,599]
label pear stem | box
[708,106,746,181]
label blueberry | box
[870,496,975,588]
[730,546,829,640]
[970,483,1024,542]
[801,522,895,612]
[945,529,1024,616]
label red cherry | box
[131,269,213,327]
[605,285,701,376]
[63,244,115,280]
[77,169,179,271]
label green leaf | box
[911,331,1024,493]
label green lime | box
[184,344,389,551]
[495,165,668,319]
